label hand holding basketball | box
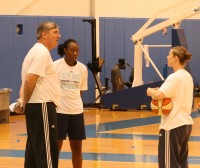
[150,98,173,115]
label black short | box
[57,113,86,140]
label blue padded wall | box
[113,19,126,82]
[99,17,200,92]
[185,19,200,84]
[73,17,94,103]
[0,15,93,104]
[12,16,27,101]
[1,16,200,105]
[102,18,115,82]
[0,16,14,91]
[0,16,21,101]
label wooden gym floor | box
[0,98,200,168]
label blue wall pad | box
[99,18,200,91]
[1,16,200,105]
[0,15,94,104]
[102,80,164,109]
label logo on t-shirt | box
[60,72,80,89]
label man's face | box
[45,28,61,50]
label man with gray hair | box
[21,21,61,168]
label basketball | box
[150,98,173,115]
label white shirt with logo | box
[54,58,88,114]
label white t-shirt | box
[159,69,194,130]
[21,43,61,106]
[54,58,88,114]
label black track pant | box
[158,125,192,168]
[24,102,58,168]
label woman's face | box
[65,42,79,62]
[167,49,176,67]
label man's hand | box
[14,98,24,114]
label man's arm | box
[19,85,23,98]
[23,73,39,108]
